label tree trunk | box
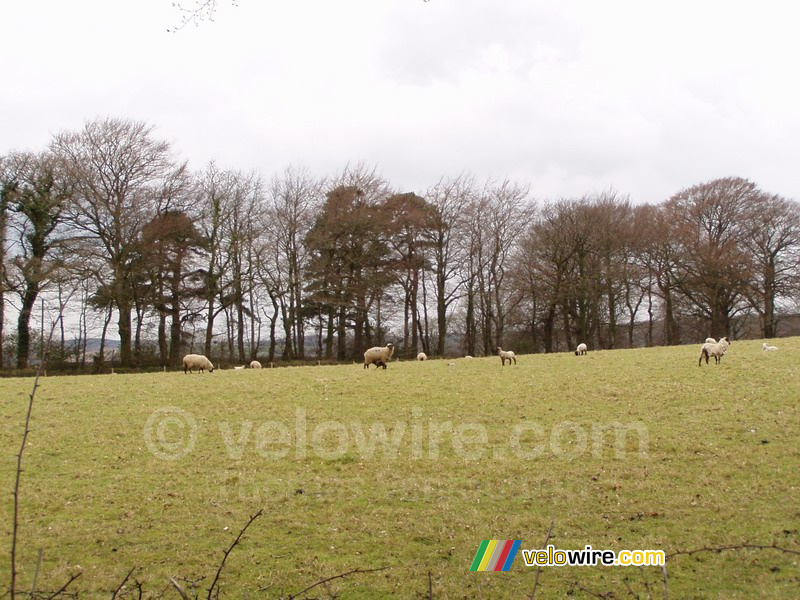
[16,282,39,369]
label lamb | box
[250,360,262,369]
[698,337,730,366]
[762,342,779,352]
[497,347,516,366]
[575,343,588,356]
[183,354,215,373]
[464,355,474,359]
[417,352,427,361]
[364,343,395,369]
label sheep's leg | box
[513,357,517,365]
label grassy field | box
[1,338,799,598]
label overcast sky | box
[3,0,799,203]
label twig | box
[639,565,653,600]
[428,570,433,600]
[286,567,390,600]
[530,516,554,599]
[622,577,638,599]
[46,571,82,599]
[206,509,264,599]
[112,567,137,599]
[666,542,800,558]
[31,549,43,598]
[570,580,615,598]
[169,577,190,600]
[10,290,74,599]
[660,564,668,600]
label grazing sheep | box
[762,342,779,352]
[417,352,427,361]
[364,343,395,369]
[705,337,717,344]
[233,365,245,370]
[250,360,262,369]
[575,343,588,356]
[464,355,474,359]
[497,347,516,366]
[698,337,730,366]
[183,354,215,373]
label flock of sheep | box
[181,336,781,373]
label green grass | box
[1,339,799,598]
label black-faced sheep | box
[417,352,427,361]
[364,343,395,369]
[575,343,588,356]
[183,354,215,373]
[698,337,730,366]
[497,347,516,365]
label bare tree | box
[424,174,473,355]
[52,117,188,366]
[740,194,800,337]
[665,177,756,338]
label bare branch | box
[286,567,390,600]
[206,509,264,599]
[530,516,554,599]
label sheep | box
[233,365,245,370]
[364,343,395,369]
[497,347,516,366]
[417,352,427,361]
[183,354,215,373]
[250,360,262,369]
[464,355,474,359]
[762,342,779,352]
[698,337,730,366]
[575,343,588,356]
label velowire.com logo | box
[469,540,522,571]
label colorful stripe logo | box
[470,540,522,571]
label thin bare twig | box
[569,580,614,599]
[639,565,653,600]
[660,564,668,600]
[428,570,432,600]
[206,509,264,599]
[31,549,43,598]
[169,577,190,600]
[530,516,554,599]
[10,290,75,599]
[666,542,800,558]
[112,567,137,599]
[46,571,82,599]
[286,567,390,600]
[622,577,639,599]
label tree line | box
[1,117,799,369]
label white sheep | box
[762,342,779,352]
[698,337,730,366]
[183,354,215,373]
[364,343,395,369]
[497,347,516,366]
[233,365,245,370]
[417,352,427,361]
[575,343,588,356]
[250,360,262,369]
[464,355,474,359]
